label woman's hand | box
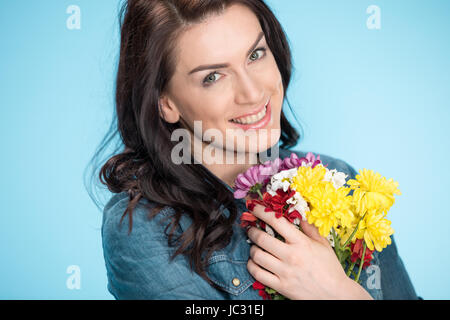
[246,204,373,300]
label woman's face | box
[161,3,284,157]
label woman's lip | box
[230,98,270,120]
[229,100,271,130]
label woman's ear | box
[159,95,180,123]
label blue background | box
[1,0,448,299]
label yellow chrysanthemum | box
[354,209,394,251]
[290,165,327,200]
[338,226,352,246]
[303,182,355,237]
[347,169,401,216]
[337,219,359,246]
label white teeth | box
[231,104,268,125]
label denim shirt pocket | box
[205,216,259,297]
[170,205,256,298]
[206,253,254,296]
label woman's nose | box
[233,71,264,106]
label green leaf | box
[265,287,277,294]
[341,250,351,261]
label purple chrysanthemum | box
[260,158,283,179]
[280,152,323,170]
[305,152,322,168]
[233,158,282,199]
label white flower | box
[286,191,309,221]
[327,233,335,247]
[302,162,324,168]
[323,168,348,189]
[266,168,298,196]
[265,224,275,237]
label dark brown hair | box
[86,0,301,289]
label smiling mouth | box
[229,98,270,125]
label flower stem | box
[331,228,345,267]
[346,261,356,277]
[331,228,339,250]
[342,212,367,249]
[355,241,367,283]
[256,189,264,200]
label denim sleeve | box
[101,194,226,300]
[376,235,419,299]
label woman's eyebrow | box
[188,31,265,75]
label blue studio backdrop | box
[1,0,449,299]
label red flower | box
[244,197,272,229]
[245,198,266,211]
[252,280,265,290]
[350,239,374,268]
[259,221,266,230]
[263,188,303,224]
[244,188,304,229]
[258,289,271,300]
[264,189,294,218]
[285,209,302,224]
[240,211,257,228]
[252,281,271,300]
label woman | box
[91,0,419,299]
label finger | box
[247,226,290,261]
[250,204,308,244]
[247,258,280,291]
[300,218,330,246]
[249,244,284,276]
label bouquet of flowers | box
[234,152,401,300]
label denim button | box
[232,278,241,286]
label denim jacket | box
[101,148,420,300]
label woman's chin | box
[232,133,281,154]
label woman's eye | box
[202,72,221,86]
[202,47,267,87]
[249,47,267,62]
